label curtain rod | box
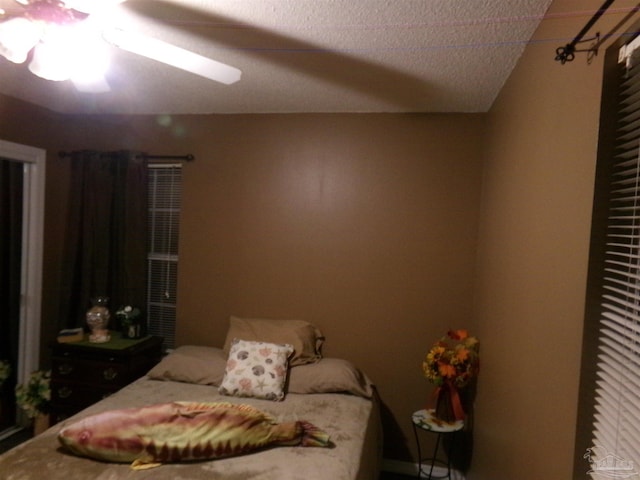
[555,0,615,64]
[58,151,195,162]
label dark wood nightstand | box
[50,336,163,423]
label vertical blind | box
[586,36,640,476]
[147,164,182,349]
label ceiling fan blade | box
[102,28,241,85]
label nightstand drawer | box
[51,357,129,386]
[51,381,114,407]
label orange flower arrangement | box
[422,329,479,389]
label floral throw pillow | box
[219,339,294,401]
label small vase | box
[122,322,143,339]
[86,296,111,343]
[434,382,468,423]
[33,413,50,435]
[435,386,456,423]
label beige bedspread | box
[0,377,382,480]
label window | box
[147,164,182,349]
[575,32,640,478]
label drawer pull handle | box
[58,364,73,375]
[58,386,72,399]
[103,368,118,381]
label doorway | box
[0,140,45,437]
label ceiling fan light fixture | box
[70,36,111,92]
[0,17,43,63]
[28,41,73,81]
[72,74,110,93]
[27,23,80,81]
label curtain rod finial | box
[555,45,576,64]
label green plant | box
[15,370,51,418]
[115,305,142,326]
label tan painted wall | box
[175,113,485,461]
[0,106,484,462]
[471,1,639,479]
[2,0,635,474]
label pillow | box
[222,316,324,366]
[218,339,293,401]
[147,346,375,399]
[288,358,375,398]
[147,346,227,385]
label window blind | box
[147,164,182,349]
[584,38,640,477]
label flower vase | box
[33,413,50,435]
[434,383,466,423]
[435,386,456,423]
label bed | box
[0,317,382,480]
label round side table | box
[411,409,464,479]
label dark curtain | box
[0,158,23,428]
[58,151,148,332]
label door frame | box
[0,139,45,386]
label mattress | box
[0,376,382,479]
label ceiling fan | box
[0,0,241,92]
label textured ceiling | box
[0,0,556,114]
